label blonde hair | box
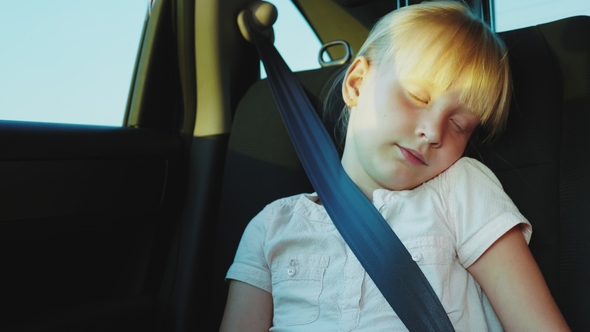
[355,0,511,136]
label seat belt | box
[238,4,455,331]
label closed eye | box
[450,119,466,133]
[451,114,481,134]
[408,91,428,105]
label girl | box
[220,1,569,331]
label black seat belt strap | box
[240,4,455,331]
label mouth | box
[397,145,427,166]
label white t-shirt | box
[227,157,532,331]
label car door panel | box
[0,121,184,330]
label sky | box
[0,0,588,127]
[0,1,147,126]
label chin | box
[382,180,421,191]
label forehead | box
[396,71,472,95]
[392,45,466,89]
[373,52,472,95]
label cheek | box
[375,94,416,126]
[443,136,470,160]
[348,109,375,134]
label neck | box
[341,149,378,201]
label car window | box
[0,1,146,126]
[495,0,590,32]
[261,0,324,78]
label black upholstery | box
[209,16,590,329]
[465,17,590,329]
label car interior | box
[1,0,589,331]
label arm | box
[468,226,570,332]
[219,280,273,332]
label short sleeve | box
[445,158,532,268]
[226,208,272,293]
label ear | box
[342,56,370,108]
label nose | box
[417,111,444,147]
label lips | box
[397,145,426,166]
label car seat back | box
[208,16,590,330]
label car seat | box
[209,16,590,330]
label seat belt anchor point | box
[237,1,277,43]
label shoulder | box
[440,158,532,266]
[248,194,302,229]
[229,193,317,270]
[261,193,319,218]
[422,157,502,203]
[441,157,516,211]
[445,157,501,185]
[434,157,504,197]
[248,193,327,234]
